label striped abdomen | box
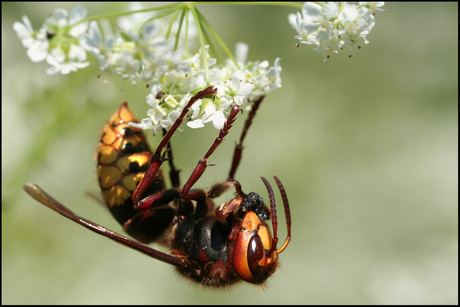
[97,103,168,237]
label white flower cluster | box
[13,5,90,74]
[289,2,385,62]
[13,5,282,131]
[130,42,282,131]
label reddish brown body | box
[24,86,291,288]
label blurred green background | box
[2,2,458,304]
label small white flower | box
[128,117,154,130]
[228,70,253,106]
[205,110,227,130]
[91,13,173,84]
[26,29,50,63]
[289,2,338,46]
[209,68,222,86]
[14,5,91,74]
[160,111,180,129]
[187,119,205,129]
[314,27,342,56]
[290,2,385,61]
[200,103,217,122]
[146,93,159,108]
[188,98,202,118]
[69,6,89,35]
[339,5,376,46]
[187,100,207,128]
[186,97,223,129]
[235,42,249,67]
[13,15,35,48]
[81,21,115,70]
[164,95,179,109]
[45,5,89,37]
[137,43,282,131]
[360,2,386,13]
[45,46,90,75]
[149,84,163,101]
[13,16,49,62]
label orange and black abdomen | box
[97,103,172,243]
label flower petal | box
[235,42,248,65]
[69,5,88,24]
[211,110,226,130]
[187,119,204,129]
[303,2,322,22]
[235,83,253,97]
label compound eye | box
[247,235,267,277]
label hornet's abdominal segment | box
[97,102,174,243]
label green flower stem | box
[189,5,210,86]
[165,9,181,40]
[141,6,185,32]
[195,9,238,69]
[165,9,184,52]
[184,9,190,56]
[65,2,304,86]
[68,2,303,70]
[197,2,302,9]
[70,2,183,27]
[198,18,217,61]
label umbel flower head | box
[13,5,90,74]
[13,2,384,132]
[129,42,282,132]
[13,4,283,132]
[12,5,280,132]
[289,2,385,62]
